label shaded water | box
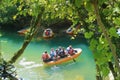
[0,31,96,80]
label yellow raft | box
[44,48,82,66]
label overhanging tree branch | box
[92,0,120,76]
[8,8,44,64]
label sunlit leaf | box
[71,36,75,39]
[84,32,93,39]
[113,7,120,13]
[13,15,17,20]
[109,27,119,38]
[106,52,112,61]
[113,17,120,25]
[17,6,22,11]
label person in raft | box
[50,48,60,61]
[66,45,75,56]
[42,51,51,62]
[45,30,50,36]
[58,47,67,58]
[50,48,56,61]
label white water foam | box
[19,58,43,69]
[51,65,60,71]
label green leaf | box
[84,32,93,39]
[109,27,119,38]
[75,0,82,8]
[94,52,103,60]
[89,39,98,50]
[96,55,109,66]
[113,7,120,13]
[103,8,112,16]
[85,1,94,12]
[106,52,112,61]
[113,17,120,26]
[97,44,103,51]
[13,15,17,20]
[101,66,110,76]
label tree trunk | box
[9,12,43,63]
[108,62,117,78]
[9,23,40,63]
[9,38,31,63]
[92,0,120,78]
[96,64,102,80]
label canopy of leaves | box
[0,0,17,24]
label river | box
[0,31,96,80]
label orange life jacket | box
[42,53,49,60]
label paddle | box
[73,58,76,62]
[69,55,76,62]
[72,50,78,62]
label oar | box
[72,50,78,62]
[69,55,76,62]
[73,58,76,62]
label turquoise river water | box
[0,31,96,80]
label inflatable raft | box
[66,27,74,35]
[44,48,82,66]
[17,28,29,35]
[43,28,54,39]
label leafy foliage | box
[109,27,119,38]
[85,32,94,39]
[0,0,17,23]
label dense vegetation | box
[0,0,120,80]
